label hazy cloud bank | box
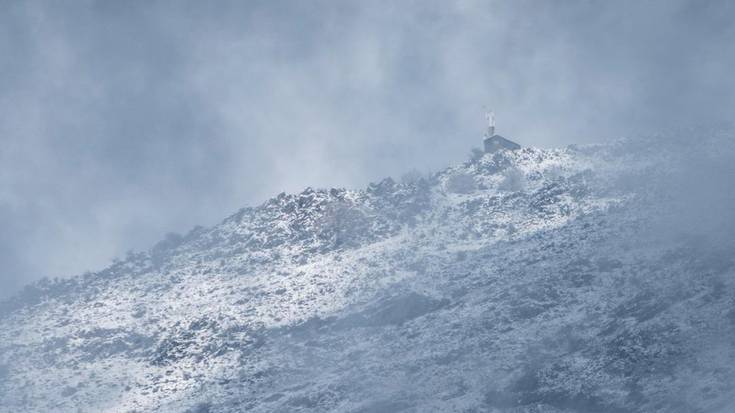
[1,0,734,296]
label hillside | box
[2,130,735,412]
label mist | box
[1,0,734,298]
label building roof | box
[484,134,521,152]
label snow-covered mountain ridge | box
[2,130,735,412]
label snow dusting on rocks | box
[2,130,735,412]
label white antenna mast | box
[485,110,496,137]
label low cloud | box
[1,0,734,297]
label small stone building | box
[484,134,521,153]
[482,111,521,153]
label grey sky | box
[1,0,734,298]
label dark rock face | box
[2,131,735,412]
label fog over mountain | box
[2,0,735,298]
[2,1,735,412]
[2,128,735,412]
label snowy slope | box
[2,130,735,412]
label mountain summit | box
[2,130,735,412]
